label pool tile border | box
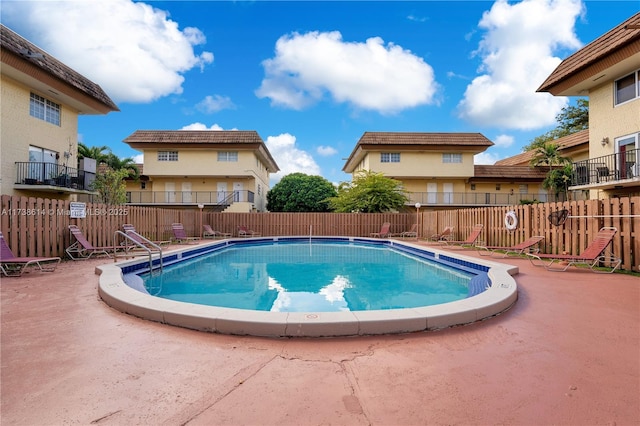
[97,237,519,337]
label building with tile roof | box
[343,132,561,209]
[123,130,279,212]
[537,12,640,198]
[1,24,119,199]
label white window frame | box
[380,153,400,163]
[218,151,238,162]
[158,151,178,161]
[30,93,60,126]
[442,153,462,164]
[616,133,639,178]
[614,69,640,106]
[28,145,58,181]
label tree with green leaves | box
[267,173,336,212]
[78,143,139,180]
[105,152,140,180]
[77,142,110,164]
[529,142,570,171]
[90,168,130,205]
[530,142,571,198]
[328,170,409,213]
[542,164,573,198]
[523,99,589,151]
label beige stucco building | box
[537,12,640,199]
[343,132,551,209]
[0,24,118,199]
[123,130,279,212]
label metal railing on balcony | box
[14,162,91,191]
[406,191,567,206]
[126,190,255,205]
[571,148,639,187]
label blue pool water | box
[140,241,477,312]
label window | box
[30,93,60,126]
[495,184,501,191]
[519,184,528,193]
[470,184,476,191]
[218,151,238,162]
[28,145,58,182]
[380,153,400,163]
[616,134,639,179]
[442,153,462,163]
[615,70,639,105]
[140,182,146,189]
[158,151,178,161]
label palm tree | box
[530,142,571,199]
[529,142,569,171]
[77,142,110,164]
[105,153,140,180]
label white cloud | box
[493,134,514,148]
[265,133,321,183]
[457,0,584,130]
[256,31,439,114]
[132,154,144,164]
[195,95,235,114]
[317,146,338,156]
[180,123,226,131]
[475,152,501,165]
[2,0,213,103]
[407,15,428,23]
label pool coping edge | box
[96,237,518,337]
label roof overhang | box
[541,47,640,96]
[1,50,118,115]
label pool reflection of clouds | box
[143,242,471,311]
[104,237,519,336]
[269,275,351,312]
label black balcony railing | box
[126,190,255,205]
[406,191,567,206]
[571,148,639,187]
[15,162,91,191]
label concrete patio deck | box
[1,243,638,425]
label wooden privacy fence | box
[420,197,639,272]
[1,195,638,272]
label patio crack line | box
[340,360,373,424]
[276,344,377,363]
[274,349,376,424]
[90,410,122,424]
[179,354,280,426]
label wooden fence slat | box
[0,196,638,271]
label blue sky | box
[3,1,638,185]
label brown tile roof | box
[343,132,493,172]
[0,24,119,113]
[123,130,280,172]
[537,13,640,94]
[123,130,265,145]
[356,132,494,147]
[471,165,548,181]
[495,129,589,166]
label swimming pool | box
[139,241,475,312]
[97,236,519,337]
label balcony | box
[570,148,639,190]
[126,190,255,209]
[14,162,94,193]
[406,191,569,207]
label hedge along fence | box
[1,195,638,272]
